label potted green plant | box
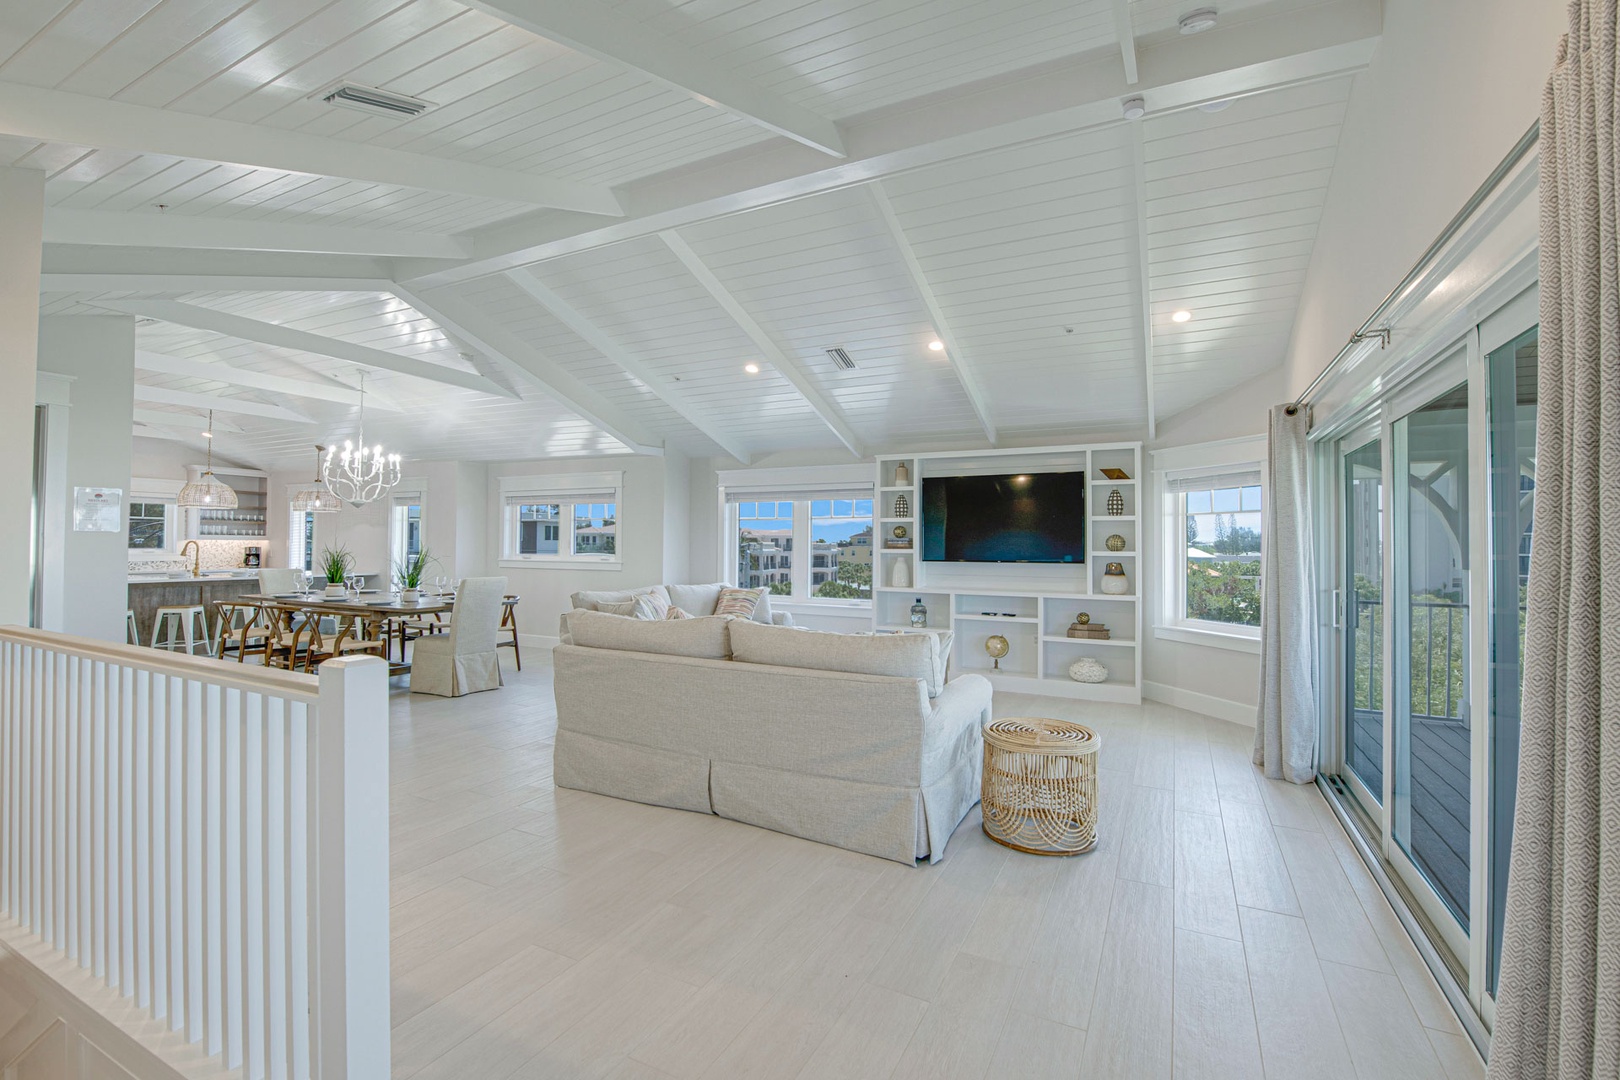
[393,546,435,603]
[319,545,353,598]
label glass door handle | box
[1332,588,1344,629]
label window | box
[390,493,423,570]
[288,509,316,572]
[1153,439,1266,645]
[722,471,874,603]
[498,473,622,566]
[128,501,170,550]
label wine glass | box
[353,575,366,598]
[433,574,448,598]
[301,569,314,597]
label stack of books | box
[1066,622,1111,640]
[882,538,913,549]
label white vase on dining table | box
[402,588,420,603]
[324,583,346,598]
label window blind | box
[1162,466,1263,493]
[504,488,616,507]
[724,482,873,504]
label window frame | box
[389,488,425,573]
[718,466,875,607]
[1152,436,1267,652]
[497,472,623,569]
[127,478,182,559]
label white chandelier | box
[291,445,343,513]
[321,374,401,508]
[177,410,239,509]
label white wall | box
[488,454,677,638]
[0,167,43,627]
[38,316,135,642]
[1283,0,1565,396]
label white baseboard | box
[1144,681,1256,726]
[519,632,558,650]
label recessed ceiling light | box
[1171,310,1193,323]
[744,362,760,374]
[1179,8,1218,33]
[928,340,945,352]
[201,429,214,438]
[1122,96,1146,120]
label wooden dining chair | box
[213,599,272,663]
[499,595,521,671]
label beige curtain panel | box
[1489,3,1620,1077]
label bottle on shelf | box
[910,597,928,628]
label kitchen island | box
[127,573,260,648]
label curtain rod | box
[1285,119,1541,416]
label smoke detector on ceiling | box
[1179,8,1219,33]
[1122,97,1147,120]
[824,347,857,370]
[317,83,433,119]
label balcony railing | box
[0,626,390,1079]
[1352,598,1470,725]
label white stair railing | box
[0,626,389,1080]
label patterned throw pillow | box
[631,591,671,620]
[714,587,765,618]
[665,606,694,620]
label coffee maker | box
[244,546,261,568]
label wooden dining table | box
[240,591,455,675]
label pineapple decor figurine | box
[1106,488,1125,516]
[894,492,911,518]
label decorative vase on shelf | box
[891,557,911,589]
[910,597,928,628]
[1100,562,1129,595]
[1068,658,1108,683]
[894,462,911,485]
[894,492,911,518]
[1106,488,1125,516]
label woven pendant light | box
[176,411,239,509]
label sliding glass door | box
[1322,287,1538,1026]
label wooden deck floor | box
[1348,711,1470,924]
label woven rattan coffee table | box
[980,717,1100,855]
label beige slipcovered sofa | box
[552,611,991,865]
[558,583,794,638]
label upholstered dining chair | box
[409,577,507,697]
[257,567,304,594]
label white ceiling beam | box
[88,298,515,399]
[401,0,1380,289]
[462,0,844,158]
[389,285,663,457]
[1126,123,1157,440]
[135,384,313,424]
[133,407,243,433]
[45,208,473,260]
[657,230,864,459]
[134,350,401,412]
[504,268,754,464]
[866,184,996,446]
[1114,0,1139,84]
[41,247,401,292]
[0,80,621,216]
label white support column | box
[0,167,43,627]
[312,655,391,1080]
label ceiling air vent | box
[825,347,857,370]
[319,84,432,119]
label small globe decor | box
[1068,657,1108,683]
[1105,533,1126,552]
[985,634,1010,670]
[893,524,908,539]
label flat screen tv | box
[921,471,1085,563]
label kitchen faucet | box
[181,540,201,578]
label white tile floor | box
[386,656,1484,1080]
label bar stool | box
[499,595,522,671]
[126,609,140,647]
[151,605,212,656]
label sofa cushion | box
[715,586,766,618]
[571,585,669,613]
[666,582,777,624]
[729,621,953,698]
[565,608,734,659]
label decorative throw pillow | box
[665,606,694,620]
[714,587,765,618]
[630,591,670,620]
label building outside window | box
[1154,441,1266,644]
[498,473,622,566]
[726,479,873,602]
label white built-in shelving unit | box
[872,443,1144,703]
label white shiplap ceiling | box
[14,0,1382,469]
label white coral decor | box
[1067,658,1108,684]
